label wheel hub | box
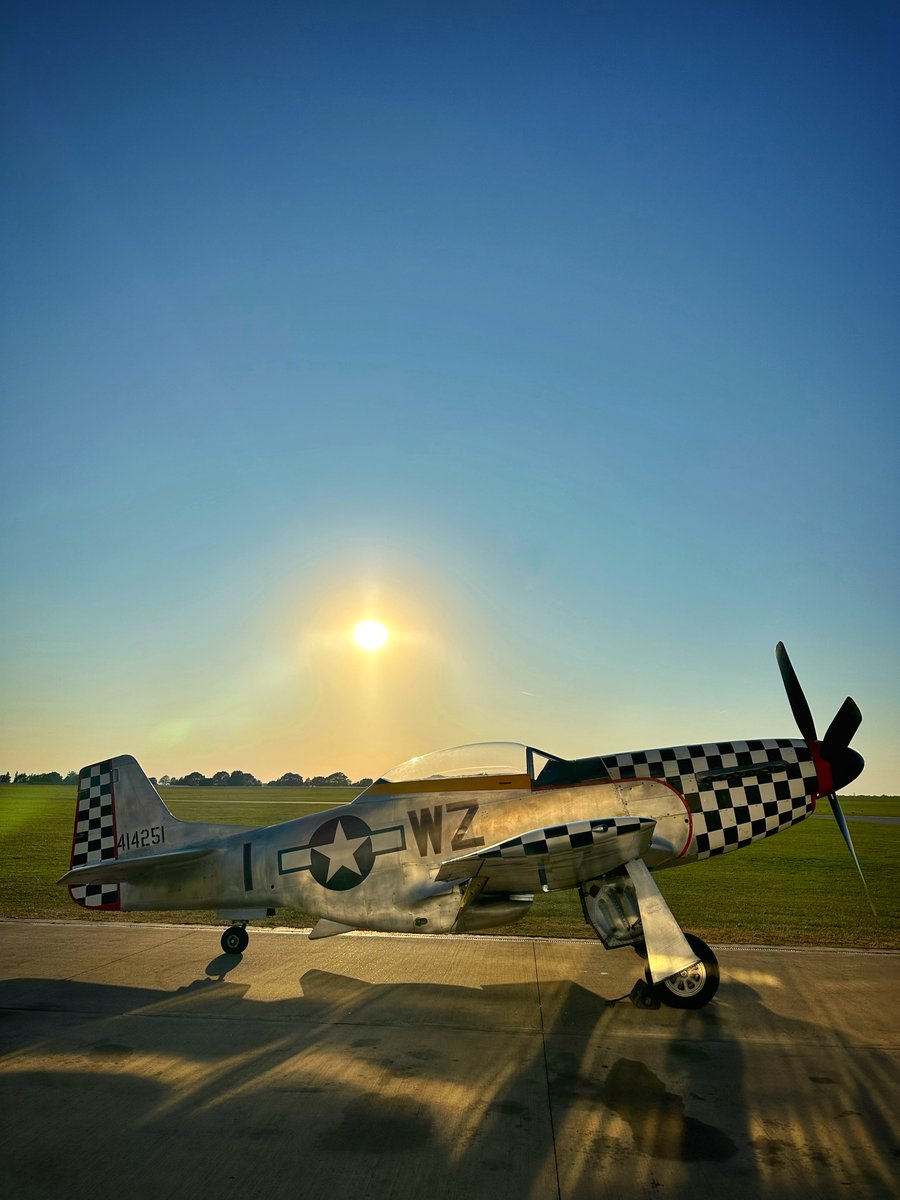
[662,959,707,998]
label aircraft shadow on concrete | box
[0,970,894,1200]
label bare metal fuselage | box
[119,736,819,934]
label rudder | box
[69,759,120,910]
[69,755,177,910]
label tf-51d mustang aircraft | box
[59,644,867,1009]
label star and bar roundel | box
[278,814,406,891]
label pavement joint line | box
[0,1003,549,1036]
[4,1005,892,1049]
[2,918,897,955]
[2,1013,893,1053]
[61,928,206,985]
[533,940,562,1200]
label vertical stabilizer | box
[68,755,178,910]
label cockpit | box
[351,742,616,803]
[379,742,535,783]
[352,742,577,802]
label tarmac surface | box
[1,921,897,1200]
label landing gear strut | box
[221,924,249,955]
[640,933,720,1009]
[581,871,722,1011]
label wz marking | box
[407,802,485,856]
[117,826,166,852]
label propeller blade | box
[822,696,863,757]
[775,642,817,742]
[828,792,877,916]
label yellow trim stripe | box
[363,773,532,796]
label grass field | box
[1,784,897,948]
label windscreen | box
[379,742,530,784]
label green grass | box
[509,813,900,947]
[831,795,900,817]
[157,784,356,827]
[1,785,897,947]
[0,785,350,930]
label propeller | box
[775,642,874,915]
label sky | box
[1,1,898,791]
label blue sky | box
[1,1,898,789]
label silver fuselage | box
[120,736,820,933]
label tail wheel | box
[221,926,249,955]
[649,933,720,1009]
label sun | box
[353,619,389,651]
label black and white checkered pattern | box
[483,816,656,859]
[69,760,120,910]
[598,738,818,859]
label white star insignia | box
[320,821,369,883]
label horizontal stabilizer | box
[436,816,656,893]
[58,845,219,887]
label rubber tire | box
[649,933,719,1010]
[221,926,249,955]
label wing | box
[435,816,656,893]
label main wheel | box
[221,926,249,955]
[651,933,719,1009]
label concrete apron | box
[0,921,897,1200]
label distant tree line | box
[158,770,374,787]
[262,772,373,788]
[1,769,374,788]
[1,771,79,785]
[159,770,264,788]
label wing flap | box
[436,816,656,893]
[58,845,220,887]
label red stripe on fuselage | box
[539,774,694,857]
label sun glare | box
[354,619,389,651]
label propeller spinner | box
[775,642,873,914]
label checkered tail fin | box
[68,755,175,911]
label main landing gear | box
[580,871,721,1010]
[636,933,720,1009]
[221,924,249,955]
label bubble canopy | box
[377,742,554,784]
